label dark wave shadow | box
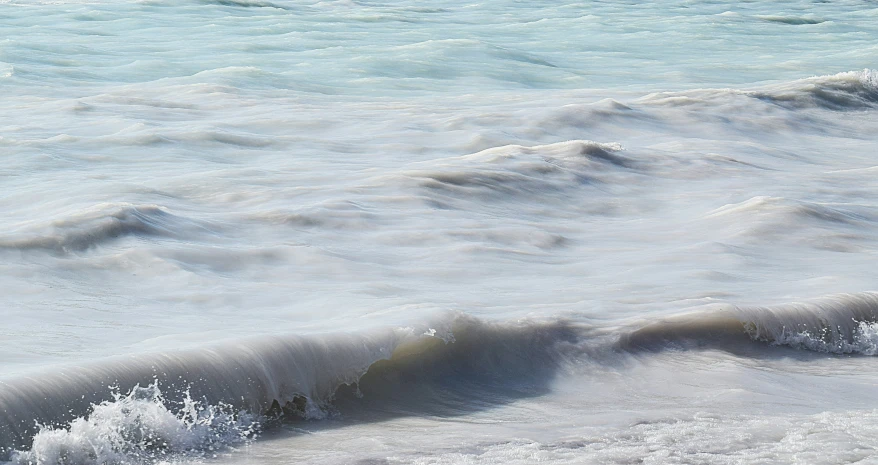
[331,319,580,422]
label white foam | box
[10,383,258,465]
[772,321,878,355]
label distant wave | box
[704,196,874,226]
[200,0,293,10]
[0,204,209,253]
[699,196,876,251]
[377,140,633,206]
[641,69,878,111]
[755,15,825,26]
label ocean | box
[1,0,878,463]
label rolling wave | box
[382,140,632,204]
[5,292,878,462]
[750,69,878,111]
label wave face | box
[0,315,580,462]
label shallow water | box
[2,0,878,463]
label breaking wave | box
[618,292,878,355]
[0,315,578,463]
[8,383,258,465]
[6,293,878,463]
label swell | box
[750,69,878,111]
[200,0,294,10]
[618,292,878,354]
[0,315,579,459]
[699,196,876,251]
[705,196,874,226]
[0,204,205,253]
[756,15,825,25]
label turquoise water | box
[2,1,878,464]
[3,0,877,94]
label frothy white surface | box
[12,384,257,465]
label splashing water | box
[771,321,878,355]
[9,383,260,465]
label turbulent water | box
[2,0,878,464]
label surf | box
[6,292,878,462]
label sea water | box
[1,0,878,463]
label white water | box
[2,0,878,463]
